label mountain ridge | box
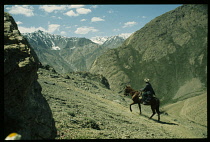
[90,4,207,105]
[23,30,127,73]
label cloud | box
[18,26,47,33]
[91,5,98,9]
[76,8,91,15]
[113,29,120,32]
[81,19,87,22]
[122,21,137,28]
[48,24,60,33]
[18,24,60,34]
[51,16,62,19]
[64,7,91,17]
[16,21,23,25]
[69,5,84,9]
[39,5,67,13]
[39,5,86,13]
[118,33,132,39]
[142,16,147,18]
[107,9,114,14]
[91,17,105,22]
[60,31,67,35]
[64,10,79,16]
[75,26,98,35]
[6,5,34,17]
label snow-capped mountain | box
[23,30,131,73]
[101,36,125,49]
[118,33,132,39]
[23,30,101,73]
[90,33,132,45]
[23,30,89,51]
[90,36,109,45]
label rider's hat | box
[144,78,150,82]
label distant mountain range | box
[23,31,129,73]
[90,33,131,45]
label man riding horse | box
[140,78,155,105]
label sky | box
[4,4,182,39]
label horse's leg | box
[156,101,160,121]
[149,105,156,119]
[130,102,135,112]
[156,107,160,121]
[138,102,141,115]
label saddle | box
[142,96,155,105]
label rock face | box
[90,4,207,104]
[4,12,57,139]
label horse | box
[124,85,160,121]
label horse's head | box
[124,85,131,96]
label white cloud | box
[76,8,91,15]
[122,21,137,28]
[142,16,147,18]
[51,16,62,19]
[91,5,98,9]
[16,21,23,25]
[18,26,47,33]
[91,17,105,22]
[64,10,79,16]
[81,19,87,22]
[48,24,60,33]
[64,7,91,17]
[69,5,84,9]
[39,5,67,13]
[60,31,67,35]
[107,9,114,14]
[6,5,34,17]
[18,24,60,34]
[75,26,98,35]
[118,33,132,39]
[113,29,120,32]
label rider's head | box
[144,78,150,83]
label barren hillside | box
[38,68,207,139]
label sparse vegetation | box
[67,111,75,117]
[38,67,207,139]
[81,117,100,130]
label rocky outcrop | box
[90,4,207,104]
[4,12,57,139]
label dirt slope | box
[37,68,207,139]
